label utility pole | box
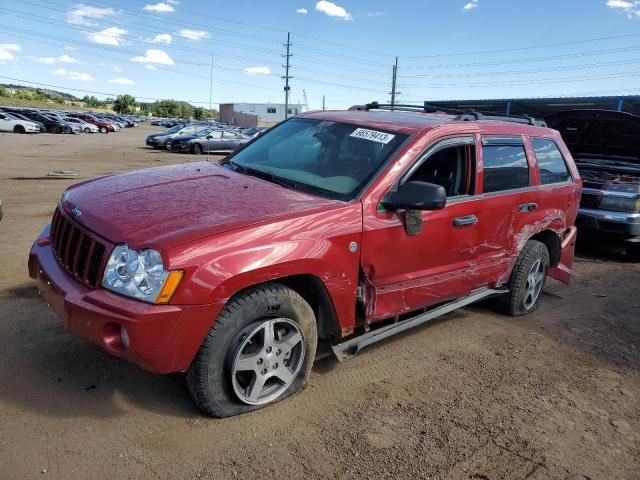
[282,32,293,119]
[208,53,214,120]
[322,95,325,111]
[390,56,400,109]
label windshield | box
[193,128,214,137]
[165,125,182,134]
[226,118,408,200]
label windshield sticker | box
[350,128,396,144]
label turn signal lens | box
[156,270,184,304]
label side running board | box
[331,287,508,361]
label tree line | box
[113,94,218,120]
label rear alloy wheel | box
[192,143,203,155]
[13,125,25,134]
[165,140,173,151]
[100,127,107,134]
[186,283,317,417]
[495,240,550,316]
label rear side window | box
[482,144,529,193]
[531,138,571,184]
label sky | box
[1,0,640,110]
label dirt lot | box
[0,125,639,480]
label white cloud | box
[243,66,272,75]
[143,2,175,13]
[87,27,127,46]
[179,29,210,40]
[144,64,158,71]
[166,0,179,3]
[152,33,172,44]
[53,68,94,81]
[113,65,123,72]
[296,7,308,14]
[36,54,80,64]
[108,77,135,85]
[315,1,352,20]
[0,44,21,62]
[606,0,640,17]
[463,0,479,11]
[366,11,384,17]
[64,46,77,51]
[131,49,174,65]
[67,4,117,26]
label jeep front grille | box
[50,207,109,288]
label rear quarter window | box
[482,144,529,193]
[531,138,571,185]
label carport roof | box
[424,95,640,117]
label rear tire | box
[13,125,25,134]
[495,240,550,316]
[165,140,172,151]
[186,283,317,418]
[100,127,107,134]
[50,126,60,134]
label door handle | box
[518,203,538,213]
[452,215,478,227]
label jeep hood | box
[62,162,343,250]
[546,109,640,163]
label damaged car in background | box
[547,110,640,260]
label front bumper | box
[577,207,640,242]
[28,226,218,373]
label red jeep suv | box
[29,103,581,417]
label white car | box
[0,112,40,134]
[64,116,99,133]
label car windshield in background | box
[193,128,214,137]
[226,118,408,200]
[165,125,182,134]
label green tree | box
[193,107,219,120]
[113,94,136,114]
[0,86,9,97]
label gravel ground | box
[0,126,638,480]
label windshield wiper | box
[224,161,299,189]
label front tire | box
[165,140,172,151]
[186,283,317,418]
[13,125,25,134]
[50,126,60,134]
[626,243,640,262]
[100,127,107,134]
[495,240,550,316]
[84,127,91,133]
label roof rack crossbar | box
[349,101,547,127]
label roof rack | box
[349,101,547,127]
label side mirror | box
[381,181,446,211]
[206,135,212,139]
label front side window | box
[406,142,476,197]
[482,142,529,193]
[226,118,408,200]
[531,138,571,185]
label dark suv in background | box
[547,110,640,259]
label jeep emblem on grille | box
[71,207,82,218]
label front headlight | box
[600,195,640,213]
[102,245,183,304]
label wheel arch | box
[529,229,561,267]
[226,274,342,341]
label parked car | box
[171,129,250,154]
[64,116,99,133]
[0,112,41,134]
[1,110,46,132]
[29,104,580,417]
[145,125,201,150]
[19,110,70,133]
[242,126,268,138]
[43,112,82,134]
[69,113,115,133]
[546,109,640,259]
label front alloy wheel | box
[231,318,305,405]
